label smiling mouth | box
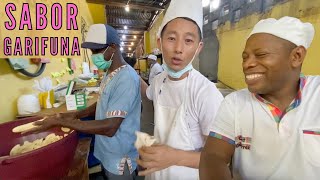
[245,74,264,86]
[245,74,263,80]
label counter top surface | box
[17,93,99,118]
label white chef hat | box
[248,16,315,49]
[157,0,203,38]
[147,54,157,61]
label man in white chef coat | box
[138,0,224,179]
[200,16,320,180]
[147,54,163,85]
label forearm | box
[57,117,122,136]
[174,149,201,168]
[75,102,97,118]
[199,152,232,180]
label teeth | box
[246,74,262,80]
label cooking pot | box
[0,116,78,179]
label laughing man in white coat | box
[200,16,320,180]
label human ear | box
[290,46,306,68]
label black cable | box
[18,63,46,77]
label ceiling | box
[86,0,171,56]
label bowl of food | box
[0,116,78,179]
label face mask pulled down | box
[160,39,201,79]
[91,47,114,70]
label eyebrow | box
[165,30,196,38]
[243,47,269,53]
[253,48,266,51]
[185,32,196,38]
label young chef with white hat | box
[200,16,320,180]
[138,0,224,179]
[147,54,163,85]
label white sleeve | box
[146,81,154,100]
[209,93,236,144]
[149,65,163,85]
[148,69,155,85]
[197,84,224,136]
[148,77,154,86]
[154,64,163,75]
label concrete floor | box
[140,96,155,136]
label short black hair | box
[160,17,202,40]
[124,57,137,67]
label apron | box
[146,74,199,180]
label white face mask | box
[160,38,201,78]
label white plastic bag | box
[17,94,40,115]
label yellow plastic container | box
[38,90,54,109]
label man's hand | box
[22,115,61,134]
[57,111,77,120]
[137,144,177,176]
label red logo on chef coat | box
[235,135,251,150]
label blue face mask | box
[91,47,114,70]
[162,63,193,79]
[160,39,201,79]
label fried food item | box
[61,127,70,133]
[12,118,45,133]
[134,131,157,149]
[10,133,62,156]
